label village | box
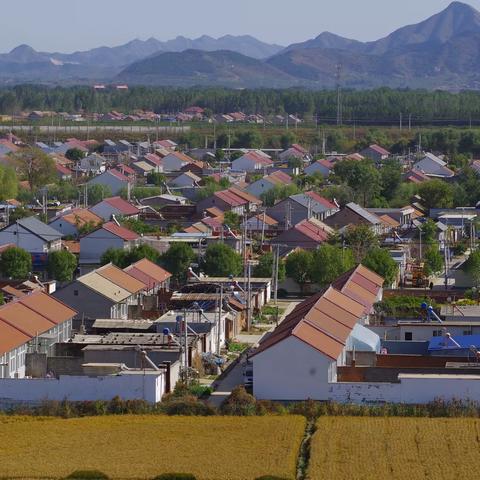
[0,121,478,408]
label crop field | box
[308,417,480,480]
[0,414,305,480]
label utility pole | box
[246,261,252,331]
[408,113,412,131]
[399,112,403,131]
[217,285,223,355]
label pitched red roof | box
[294,219,331,243]
[55,163,72,175]
[268,170,292,184]
[214,190,247,207]
[305,191,337,210]
[102,197,140,215]
[101,221,139,241]
[368,144,390,156]
[108,169,130,182]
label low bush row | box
[5,387,480,419]
[65,471,289,480]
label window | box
[433,330,443,337]
[404,332,413,341]
[463,330,473,336]
[73,290,79,296]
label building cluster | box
[0,132,480,406]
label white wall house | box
[79,221,139,266]
[0,292,76,378]
[0,217,62,254]
[89,196,140,222]
[87,169,130,195]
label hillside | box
[118,49,299,88]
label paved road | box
[208,300,300,407]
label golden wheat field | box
[308,417,480,480]
[0,415,305,480]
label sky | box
[2,0,480,53]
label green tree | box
[464,249,480,287]
[0,165,17,201]
[146,172,166,186]
[87,184,112,205]
[424,244,444,277]
[160,242,195,284]
[362,247,398,286]
[379,159,402,202]
[100,247,128,268]
[202,243,242,277]
[420,219,438,244]
[65,148,85,162]
[253,252,285,282]
[47,250,77,282]
[0,246,32,279]
[223,211,241,230]
[344,224,379,262]
[11,147,56,191]
[285,250,313,290]
[126,244,160,264]
[310,244,355,286]
[418,179,454,210]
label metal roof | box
[17,216,62,241]
[346,203,382,225]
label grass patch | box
[309,417,480,479]
[0,415,305,480]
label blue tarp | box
[428,335,480,351]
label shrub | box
[160,395,217,416]
[220,386,257,416]
[65,470,109,479]
[152,475,197,480]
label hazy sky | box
[2,0,480,53]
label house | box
[49,208,103,238]
[89,196,140,221]
[196,188,254,216]
[231,151,273,172]
[273,218,334,250]
[405,169,431,184]
[124,258,171,294]
[142,153,164,172]
[55,163,73,181]
[180,160,206,177]
[54,263,146,321]
[87,169,132,195]
[279,144,311,163]
[153,139,177,150]
[78,153,107,175]
[79,221,139,267]
[245,171,292,198]
[267,191,339,227]
[360,144,390,163]
[0,216,62,259]
[413,153,455,178]
[304,159,334,178]
[116,164,137,182]
[161,151,196,172]
[251,267,383,400]
[324,202,384,235]
[0,291,77,378]
[132,160,156,178]
[245,213,279,235]
[367,207,415,230]
[170,171,202,188]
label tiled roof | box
[252,265,383,360]
[102,197,140,215]
[101,221,139,241]
[228,187,262,205]
[124,258,171,290]
[368,144,390,156]
[78,271,132,302]
[0,291,77,355]
[59,208,103,228]
[108,169,130,182]
[267,170,292,184]
[214,190,247,207]
[97,263,146,294]
[294,218,332,243]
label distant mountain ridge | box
[2,2,480,89]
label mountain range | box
[2,1,480,90]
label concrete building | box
[0,217,63,261]
[251,276,382,401]
[87,169,131,195]
[89,196,140,222]
[54,263,146,321]
[79,221,139,267]
[49,208,103,238]
[0,291,76,378]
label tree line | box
[3,85,480,120]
